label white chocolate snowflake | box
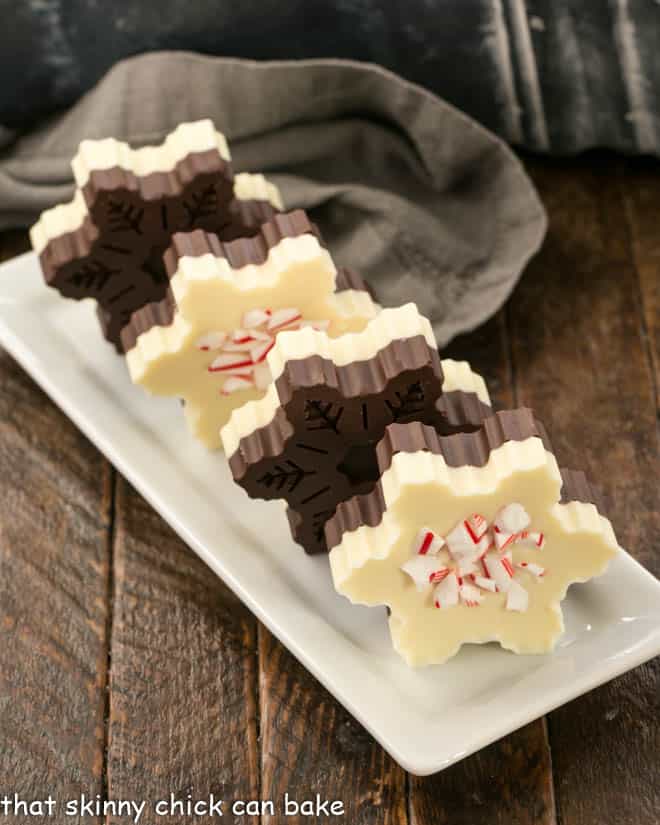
[125,224,379,449]
[329,414,620,666]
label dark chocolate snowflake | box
[31,121,280,351]
[225,306,493,554]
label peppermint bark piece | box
[327,411,620,667]
[222,304,493,554]
[124,212,380,449]
[30,120,282,351]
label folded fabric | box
[0,51,546,346]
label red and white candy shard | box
[243,308,271,328]
[208,353,253,372]
[413,527,445,556]
[267,307,302,331]
[482,552,515,593]
[249,338,275,365]
[472,575,497,593]
[493,502,545,549]
[505,579,529,612]
[401,555,449,591]
[446,515,492,564]
[195,331,227,351]
[221,376,254,394]
[400,503,547,612]
[494,502,530,533]
[198,307,328,396]
[434,572,459,608]
[458,583,482,608]
[517,531,545,548]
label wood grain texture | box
[0,227,111,823]
[444,312,515,411]
[408,313,555,825]
[619,157,660,407]
[258,625,407,824]
[511,156,659,825]
[410,721,556,825]
[106,477,259,825]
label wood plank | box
[619,156,660,407]
[258,626,407,825]
[106,477,259,825]
[0,230,112,822]
[409,315,556,824]
[410,721,556,825]
[443,312,515,410]
[510,157,659,825]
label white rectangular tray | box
[1,250,659,776]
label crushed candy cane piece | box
[459,582,483,607]
[249,329,273,342]
[268,308,302,331]
[494,530,517,552]
[429,568,451,584]
[201,307,329,395]
[231,329,255,344]
[465,513,489,541]
[221,376,254,395]
[445,522,474,554]
[501,556,515,577]
[222,338,256,352]
[516,561,545,577]
[402,556,447,591]
[243,308,271,328]
[517,530,545,549]
[414,528,445,556]
[506,579,529,612]
[403,502,547,613]
[446,520,491,560]
[482,552,514,592]
[196,331,227,351]
[456,556,479,576]
[434,573,459,608]
[249,338,275,364]
[472,574,497,592]
[222,364,254,378]
[208,353,253,372]
[494,502,531,534]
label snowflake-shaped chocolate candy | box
[222,304,494,554]
[30,120,282,350]
[123,210,380,449]
[327,410,620,666]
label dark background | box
[3,0,660,154]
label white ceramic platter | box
[1,251,659,775]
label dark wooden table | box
[1,155,658,825]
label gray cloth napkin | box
[0,51,546,347]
